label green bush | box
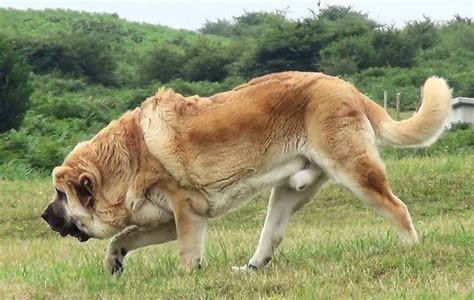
[182,38,235,82]
[166,76,244,97]
[0,37,33,133]
[18,31,117,86]
[320,34,375,75]
[139,44,185,84]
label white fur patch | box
[288,168,321,191]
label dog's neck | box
[137,91,192,186]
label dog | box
[41,72,452,274]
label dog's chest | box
[204,156,307,218]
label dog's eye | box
[55,188,66,199]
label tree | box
[240,20,321,76]
[0,38,32,132]
[372,28,417,68]
[239,6,378,77]
[320,34,375,75]
[199,19,234,37]
[404,17,438,50]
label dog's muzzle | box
[41,203,90,242]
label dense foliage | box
[0,6,472,178]
[0,37,32,132]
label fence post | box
[416,85,423,112]
[383,90,388,110]
[396,92,401,120]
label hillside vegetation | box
[0,6,472,298]
[0,6,473,177]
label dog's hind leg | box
[347,159,419,245]
[305,103,418,245]
[105,221,177,276]
[233,173,328,271]
[321,153,419,245]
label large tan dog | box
[41,72,451,274]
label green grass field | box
[0,154,473,298]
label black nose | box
[41,202,91,242]
[41,206,65,230]
[41,211,49,222]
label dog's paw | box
[126,195,146,212]
[400,229,419,247]
[104,247,127,277]
[179,257,203,272]
[231,264,258,272]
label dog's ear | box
[79,173,93,194]
[76,173,95,209]
[52,166,73,184]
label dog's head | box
[41,113,149,241]
[42,140,131,241]
[41,105,180,242]
[41,183,92,242]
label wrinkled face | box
[41,165,127,242]
[41,187,91,242]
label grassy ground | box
[0,154,473,298]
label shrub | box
[0,37,33,132]
[139,44,185,84]
[166,76,244,97]
[182,38,235,82]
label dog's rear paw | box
[231,264,258,272]
[400,229,419,247]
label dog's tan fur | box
[51,72,451,272]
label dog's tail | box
[365,77,452,147]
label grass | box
[0,154,473,298]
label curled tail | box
[366,77,452,147]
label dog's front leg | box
[159,180,209,270]
[173,199,208,271]
[105,221,177,276]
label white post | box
[396,92,401,120]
